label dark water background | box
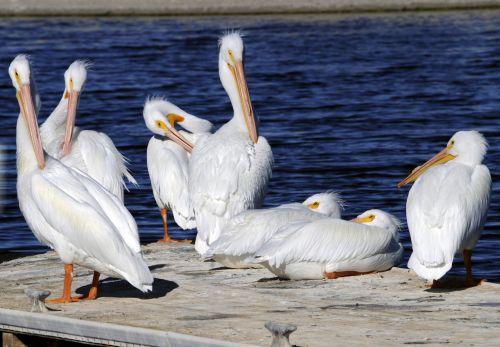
[0,11,499,282]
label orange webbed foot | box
[45,296,84,304]
[324,270,374,280]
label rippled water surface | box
[0,11,499,281]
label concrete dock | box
[2,0,500,16]
[0,243,499,346]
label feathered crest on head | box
[143,95,169,118]
[14,54,30,63]
[145,95,168,105]
[303,190,345,210]
[70,59,93,71]
[323,190,345,210]
[218,29,244,47]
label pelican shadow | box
[424,275,484,293]
[75,277,178,299]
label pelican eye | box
[228,49,234,57]
[308,202,320,209]
[14,70,22,88]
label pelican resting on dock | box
[398,131,490,287]
[202,192,343,268]
[11,55,153,303]
[249,209,403,280]
[40,60,136,201]
[143,97,213,242]
[189,32,273,255]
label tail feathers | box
[118,254,154,293]
[141,284,153,292]
[194,210,229,255]
[408,253,452,281]
[194,235,210,255]
[172,209,196,230]
[195,211,225,245]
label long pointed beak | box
[165,128,194,153]
[397,147,456,188]
[233,60,258,144]
[17,84,45,169]
[62,90,79,156]
[350,217,361,223]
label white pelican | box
[398,131,491,287]
[203,192,343,268]
[143,97,213,242]
[40,60,136,201]
[11,55,153,303]
[249,209,403,280]
[189,32,273,255]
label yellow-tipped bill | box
[167,113,185,127]
[307,202,319,209]
[397,146,456,188]
[229,60,258,144]
[17,84,45,169]
[351,215,374,224]
[62,90,79,156]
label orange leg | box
[78,271,100,300]
[45,266,102,303]
[463,249,486,287]
[324,270,374,279]
[45,264,78,303]
[157,208,191,244]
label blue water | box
[0,11,499,282]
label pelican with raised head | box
[40,60,136,201]
[11,55,153,303]
[143,97,212,242]
[203,192,343,268]
[189,32,273,255]
[249,209,403,280]
[398,131,490,287]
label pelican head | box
[303,192,343,218]
[143,98,195,153]
[9,55,31,89]
[352,209,401,235]
[219,32,258,143]
[398,130,487,188]
[64,60,87,95]
[9,55,45,169]
[62,60,88,156]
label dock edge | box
[0,308,257,347]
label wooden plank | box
[0,244,499,346]
[2,333,26,347]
